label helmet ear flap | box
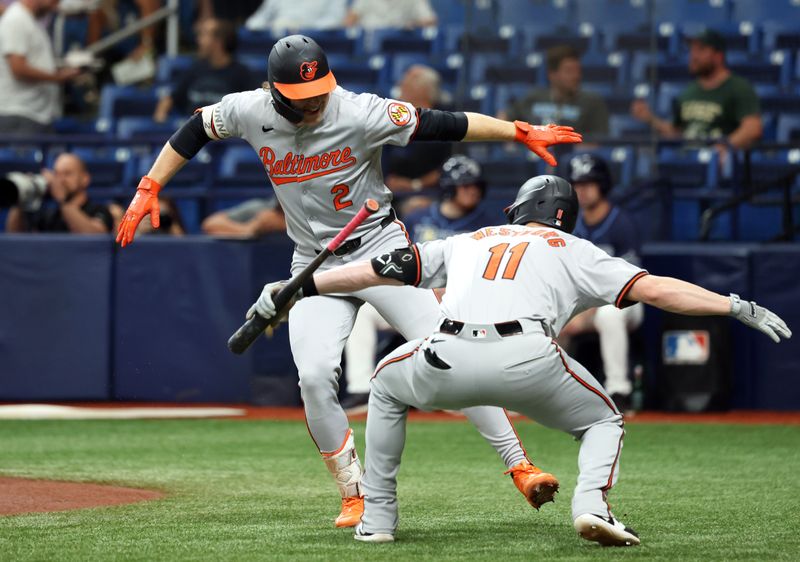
[269,81,304,123]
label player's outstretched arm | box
[627,275,792,343]
[117,112,212,247]
[462,113,583,166]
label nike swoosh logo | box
[430,338,446,344]
[262,126,274,133]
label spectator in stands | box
[201,198,285,238]
[344,0,436,29]
[502,45,609,138]
[557,154,642,412]
[0,0,82,134]
[244,0,348,32]
[5,153,114,233]
[384,65,451,213]
[154,18,258,122]
[630,29,762,150]
[342,156,497,411]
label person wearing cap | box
[558,154,642,412]
[631,29,762,149]
[114,34,583,530]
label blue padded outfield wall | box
[0,235,798,409]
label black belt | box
[439,319,524,337]
[316,208,397,257]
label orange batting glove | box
[116,176,162,247]
[514,121,583,167]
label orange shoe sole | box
[523,474,560,510]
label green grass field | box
[0,418,798,561]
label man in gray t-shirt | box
[0,0,80,133]
[505,45,609,139]
[201,198,286,238]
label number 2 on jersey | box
[482,242,529,281]
[331,184,353,211]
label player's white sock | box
[322,429,363,498]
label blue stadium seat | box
[0,147,44,175]
[429,0,465,25]
[138,148,212,189]
[362,28,437,55]
[729,60,786,87]
[582,51,628,88]
[217,145,268,187]
[98,85,158,122]
[237,29,275,57]
[499,0,572,28]
[657,81,688,116]
[479,156,545,189]
[156,55,194,85]
[493,84,535,115]
[746,149,800,187]
[658,147,719,189]
[468,52,526,84]
[576,0,649,31]
[298,28,361,56]
[331,63,381,92]
[654,0,731,26]
[66,147,138,189]
[737,204,788,242]
[733,0,800,24]
[777,115,800,143]
[117,117,182,141]
[609,115,649,139]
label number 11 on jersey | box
[482,242,529,281]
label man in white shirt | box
[0,0,80,134]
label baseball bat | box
[227,199,381,355]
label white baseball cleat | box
[354,523,394,543]
[574,513,640,546]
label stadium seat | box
[493,84,535,116]
[745,149,800,187]
[776,115,800,143]
[0,147,44,175]
[137,148,212,189]
[574,146,636,187]
[156,55,194,85]
[479,156,545,189]
[654,0,731,27]
[429,0,465,25]
[237,29,275,57]
[362,28,437,55]
[387,53,463,92]
[499,0,572,28]
[217,145,268,187]
[116,117,182,141]
[609,115,650,139]
[657,147,719,189]
[576,0,649,31]
[98,85,158,122]
[656,82,688,116]
[732,0,800,25]
[65,147,138,189]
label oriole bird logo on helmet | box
[300,61,318,81]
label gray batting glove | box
[246,280,287,320]
[729,294,792,343]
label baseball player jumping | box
[115,35,582,527]
[249,174,791,545]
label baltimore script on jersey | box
[258,146,357,184]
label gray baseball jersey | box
[359,223,644,535]
[415,224,648,334]
[200,86,418,251]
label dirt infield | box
[0,477,164,516]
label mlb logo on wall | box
[663,330,710,365]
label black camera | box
[0,172,48,211]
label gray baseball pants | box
[360,318,624,535]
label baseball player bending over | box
[250,175,791,546]
[115,35,581,527]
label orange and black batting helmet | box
[268,35,337,122]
